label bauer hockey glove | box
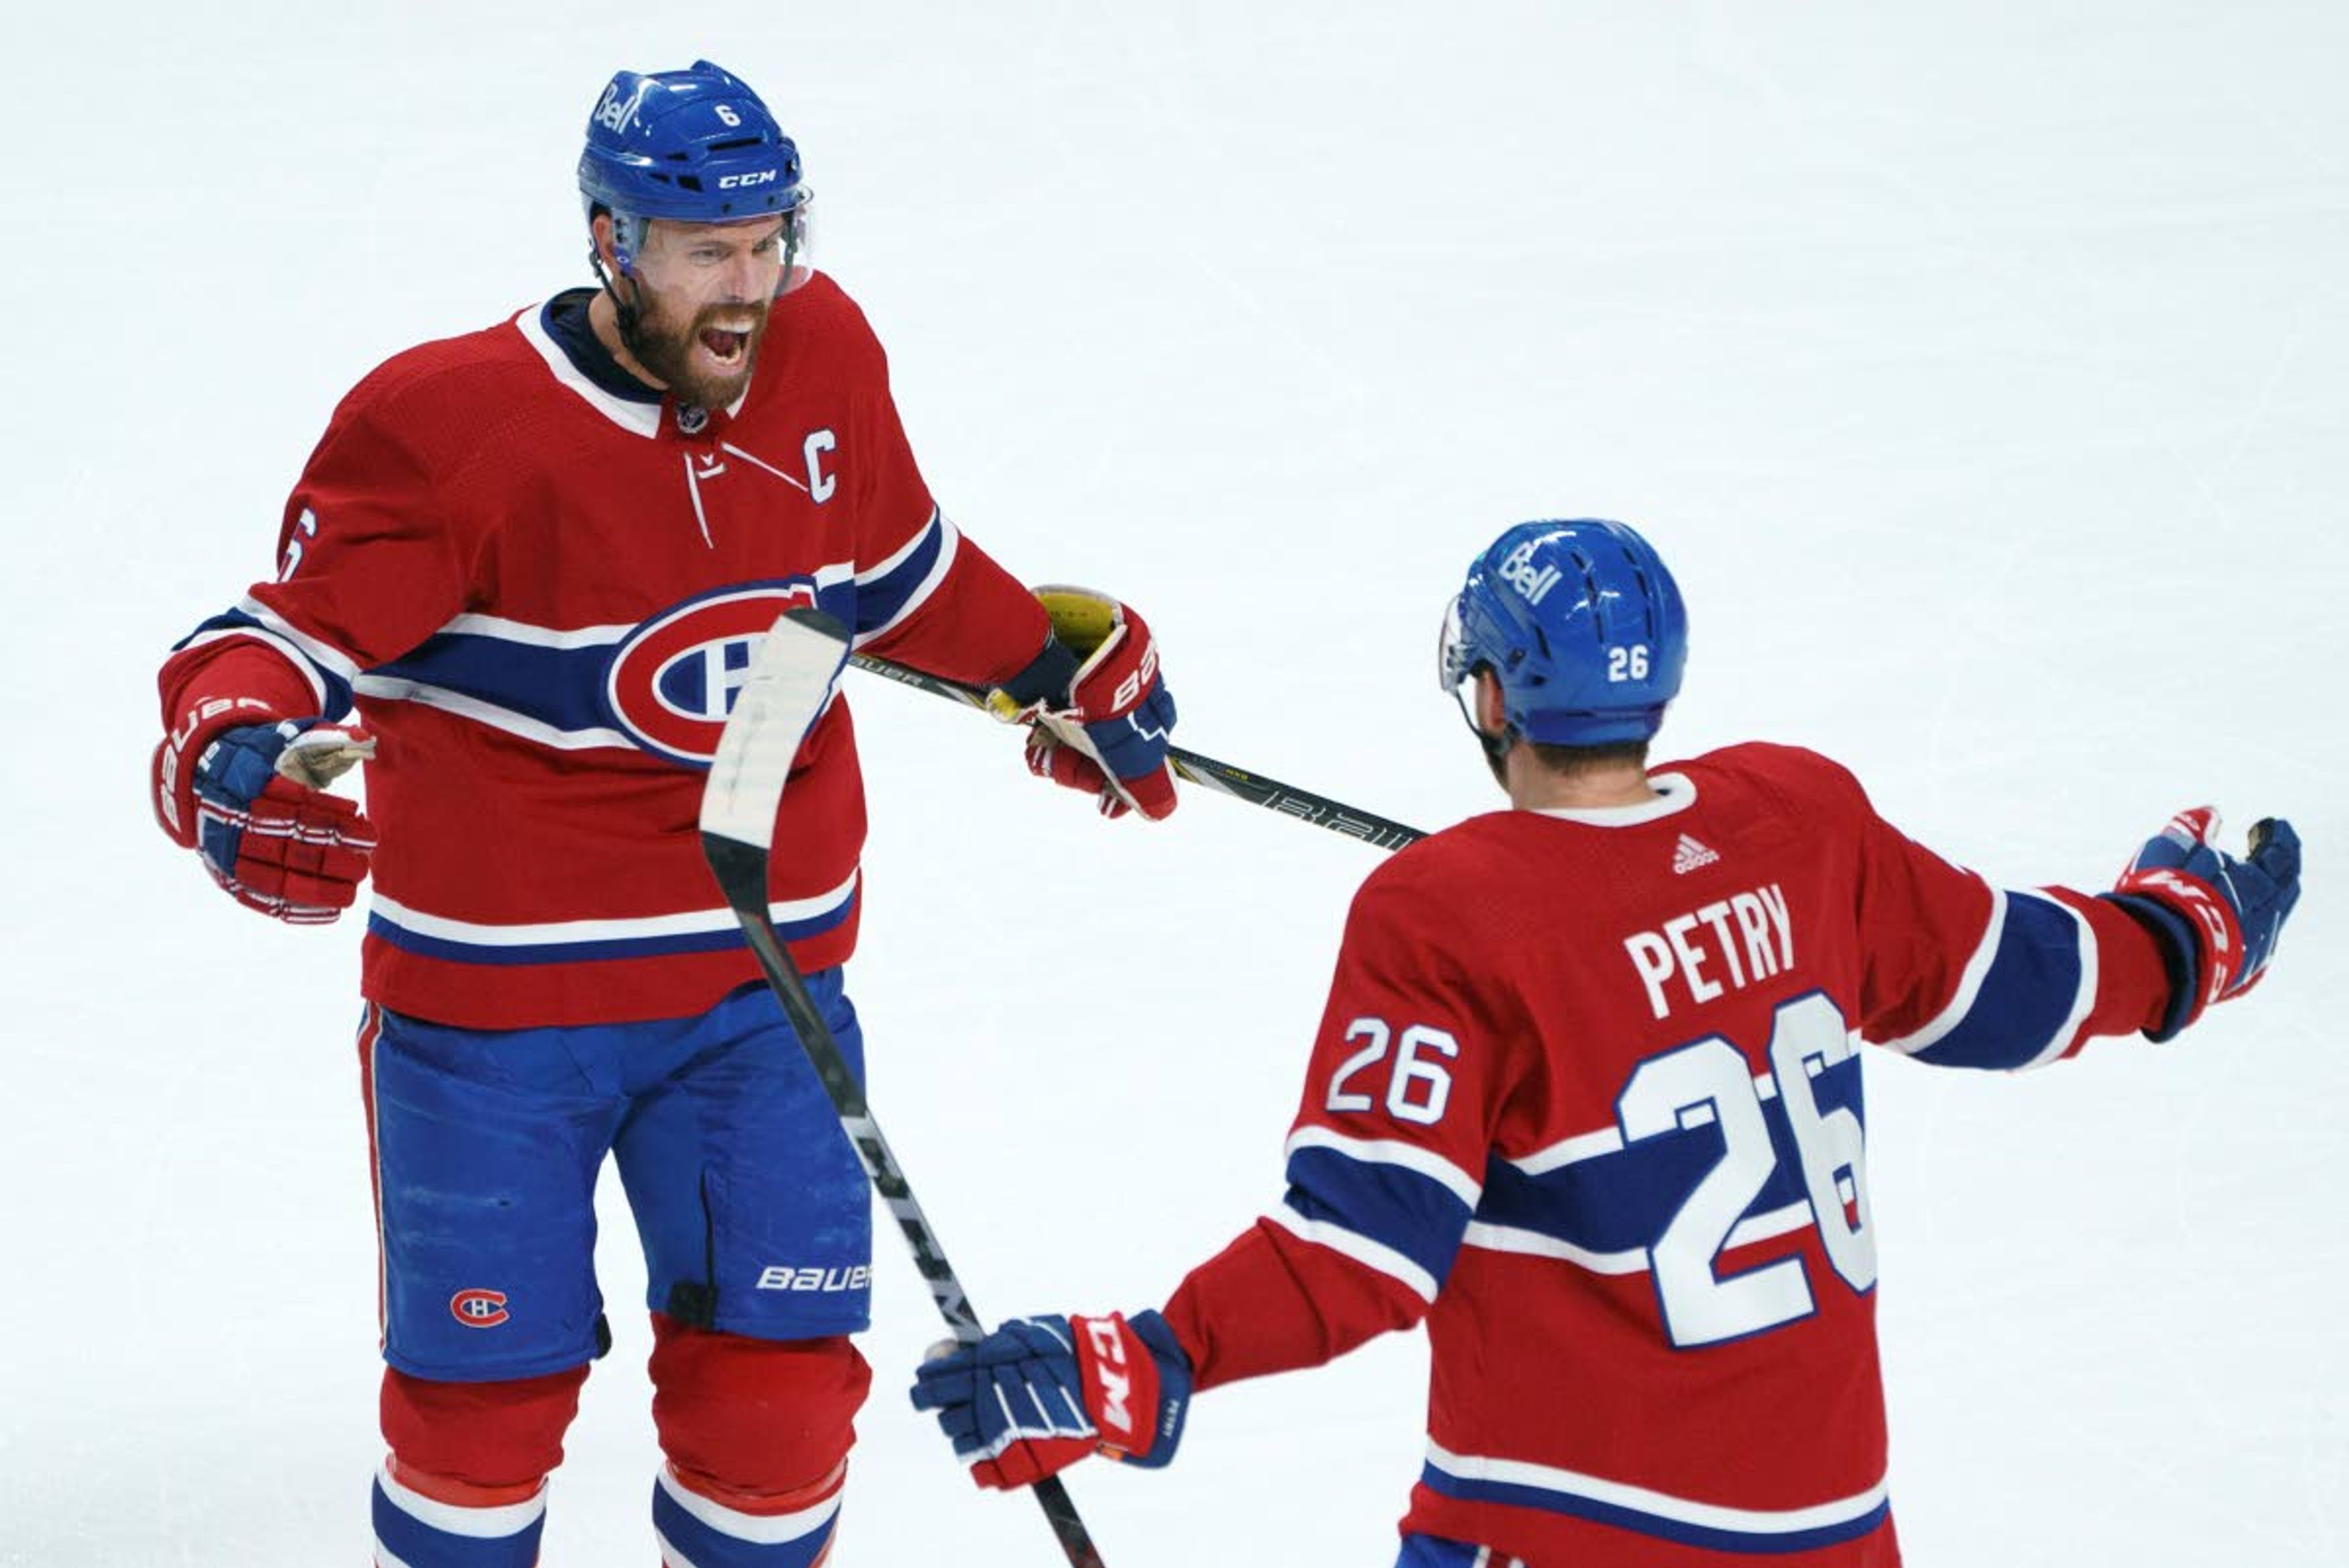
[153,715,379,924]
[909,1310,1192,1489]
[2102,807,2301,1041]
[988,587,1179,820]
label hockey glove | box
[154,715,379,924]
[2104,807,2300,1041]
[908,1310,1192,1490]
[989,587,1179,820]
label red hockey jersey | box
[157,273,1049,1028]
[1160,743,2171,1566]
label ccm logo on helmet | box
[718,170,779,189]
[450,1289,510,1328]
[606,582,823,766]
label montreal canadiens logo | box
[450,1288,510,1328]
[606,582,820,765]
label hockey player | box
[910,520,2302,1566]
[149,61,1178,1568]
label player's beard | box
[620,294,772,411]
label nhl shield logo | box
[606,582,822,765]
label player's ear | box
[1474,669,1509,735]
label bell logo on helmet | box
[1497,540,1564,606]
[593,80,650,135]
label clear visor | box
[779,191,817,292]
[1436,591,1483,733]
[605,197,814,284]
[784,191,815,259]
[1436,591,1471,691]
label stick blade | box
[699,608,852,860]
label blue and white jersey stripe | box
[1272,1126,1484,1302]
[1266,1203,1445,1302]
[350,576,862,757]
[173,598,360,719]
[1876,886,2097,1070]
[1460,1054,1859,1278]
[355,609,652,752]
[1463,1196,1819,1277]
[852,507,959,645]
[367,871,859,968]
[1420,1442,1888,1555]
[1274,1052,1867,1297]
[184,507,959,761]
[355,670,637,751]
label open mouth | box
[698,326,751,365]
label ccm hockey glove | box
[153,714,379,924]
[990,587,1179,820]
[909,1310,1192,1490]
[2104,807,2301,1041]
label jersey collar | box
[1531,771,1698,827]
[512,289,760,439]
[516,294,664,437]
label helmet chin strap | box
[587,245,644,336]
[1476,723,1517,789]
[1453,672,1519,787]
[588,209,649,335]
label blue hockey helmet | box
[1437,519,1688,746]
[578,61,807,270]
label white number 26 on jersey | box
[1326,1017,1460,1126]
[1619,993,1877,1348]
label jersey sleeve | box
[839,332,1048,687]
[1832,761,2171,1069]
[1162,860,1518,1391]
[158,372,486,731]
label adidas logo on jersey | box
[1672,833,1721,874]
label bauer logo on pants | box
[450,1288,511,1328]
[755,1264,873,1291]
[606,582,822,765]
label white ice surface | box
[4,3,2346,1564]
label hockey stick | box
[846,651,1427,851]
[700,609,1107,1568]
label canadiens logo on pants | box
[450,1288,511,1328]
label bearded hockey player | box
[150,59,1178,1568]
[910,519,2301,1567]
